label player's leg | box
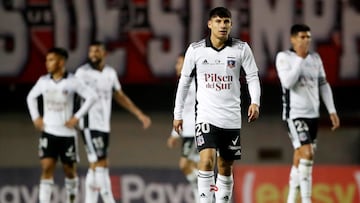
[180,138,199,202]
[287,150,300,203]
[82,129,100,203]
[298,144,314,203]
[93,159,115,203]
[198,149,216,203]
[82,129,115,203]
[38,133,58,203]
[195,123,217,203]
[215,128,240,203]
[216,157,234,203]
[62,164,78,203]
[39,158,56,203]
[287,118,317,203]
[60,136,79,203]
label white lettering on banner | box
[303,0,335,44]
[0,1,27,76]
[341,5,360,79]
[242,171,255,203]
[52,0,92,72]
[355,171,360,199]
[121,174,193,203]
[93,1,126,75]
[0,186,37,203]
[148,0,184,76]
[189,1,205,42]
[250,0,292,76]
[0,1,360,82]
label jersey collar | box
[205,35,233,52]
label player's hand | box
[33,117,44,131]
[248,103,260,122]
[173,119,183,134]
[167,136,180,149]
[138,114,151,129]
[65,116,79,129]
[329,113,340,131]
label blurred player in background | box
[167,52,199,202]
[75,41,152,203]
[275,24,340,203]
[27,47,96,203]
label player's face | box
[45,53,64,74]
[208,16,232,41]
[291,31,311,52]
[175,56,184,77]
[88,45,106,64]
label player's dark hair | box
[290,24,311,36]
[47,47,68,60]
[90,40,106,50]
[208,7,231,20]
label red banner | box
[1,1,360,85]
[233,165,360,203]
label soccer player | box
[275,24,340,203]
[167,52,199,202]
[75,41,152,203]
[173,7,261,203]
[26,47,97,203]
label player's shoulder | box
[230,38,247,50]
[103,65,117,75]
[38,74,52,81]
[76,63,92,72]
[190,39,206,49]
[276,49,293,58]
[309,51,321,58]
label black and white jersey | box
[27,73,96,137]
[174,37,261,129]
[275,49,336,120]
[75,63,121,132]
[171,78,196,138]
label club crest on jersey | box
[227,60,236,68]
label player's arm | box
[241,43,261,122]
[275,52,303,89]
[318,56,340,131]
[26,78,44,131]
[113,89,151,129]
[66,78,97,128]
[173,46,194,133]
[167,129,181,149]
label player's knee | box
[199,158,214,170]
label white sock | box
[299,159,313,203]
[85,169,99,203]
[39,179,54,203]
[287,165,299,203]
[95,167,115,203]
[198,170,215,203]
[65,177,79,203]
[215,174,233,203]
[186,169,199,203]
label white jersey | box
[75,63,121,132]
[171,78,196,138]
[275,49,336,120]
[26,73,96,137]
[174,37,261,129]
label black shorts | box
[81,129,109,163]
[195,123,241,160]
[181,137,199,162]
[286,118,318,149]
[39,132,78,164]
